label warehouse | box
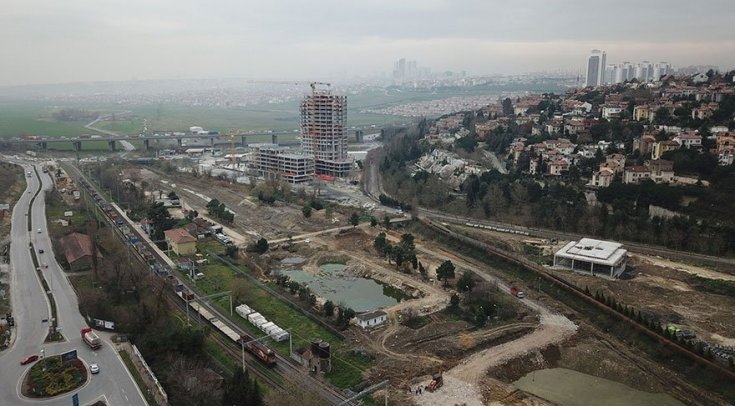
[553,238,627,278]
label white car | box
[37,229,42,233]
[89,363,100,374]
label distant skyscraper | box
[653,62,672,81]
[585,49,606,87]
[393,58,407,80]
[636,61,653,82]
[604,64,617,84]
[621,62,634,81]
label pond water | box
[278,262,405,312]
[514,368,684,406]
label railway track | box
[163,292,286,391]
[64,162,354,405]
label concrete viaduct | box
[6,129,368,151]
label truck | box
[510,287,526,299]
[81,328,101,350]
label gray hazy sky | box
[2,0,734,86]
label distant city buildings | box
[585,49,606,87]
[585,50,675,87]
[392,58,432,81]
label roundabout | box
[20,355,88,398]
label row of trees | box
[206,198,235,224]
[589,288,734,370]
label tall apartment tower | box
[585,49,606,87]
[300,86,352,177]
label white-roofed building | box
[553,238,628,278]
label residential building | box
[601,105,624,119]
[553,238,627,278]
[356,310,388,329]
[623,166,651,184]
[716,133,735,166]
[651,140,680,159]
[585,49,606,87]
[633,134,657,155]
[590,168,615,188]
[647,159,675,183]
[248,143,315,183]
[673,133,703,149]
[633,105,654,122]
[60,232,102,272]
[300,87,353,177]
[548,159,569,175]
[164,228,197,256]
[624,159,674,184]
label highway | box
[0,160,147,406]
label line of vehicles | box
[75,168,282,368]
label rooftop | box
[164,228,197,244]
[356,310,388,321]
[555,238,627,266]
[60,232,101,264]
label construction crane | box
[309,82,331,185]
[227,129,240,170]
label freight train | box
[175,290,277,366]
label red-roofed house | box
[164,228,197,256]
[548,159,569,176]
[590,168,615,188]
[60,233,102,271]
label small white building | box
[355,310,388,329]
[553,238,627,278]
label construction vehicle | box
[81,327,101,350]
[425,372,443,392]
[510,286,526,299]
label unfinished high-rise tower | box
[300,83,352,177]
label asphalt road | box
[0,161,147,406]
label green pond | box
[278,262,408,312]
[514,368,685,406]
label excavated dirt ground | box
[457,224,735,347]
[138,167,341,241]
[133,170,732,405]
[563,256,735,347]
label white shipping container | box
[260,322,275,332]
[247,312,262,323]
[253,318,269,328]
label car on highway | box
[20,355,39,365]
[89,363,100,374]
[37,228,42,233]
[38,249,44,254]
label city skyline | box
[1,0,735,87]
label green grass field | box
[0,82,564,140]
[185,243,372,389]
[0,101,89,137]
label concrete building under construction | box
[300,85,353,177]
[247,143,315,184]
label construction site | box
[34,86,733,406]
[56,154,735,405]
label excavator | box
[425,371,443,392]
